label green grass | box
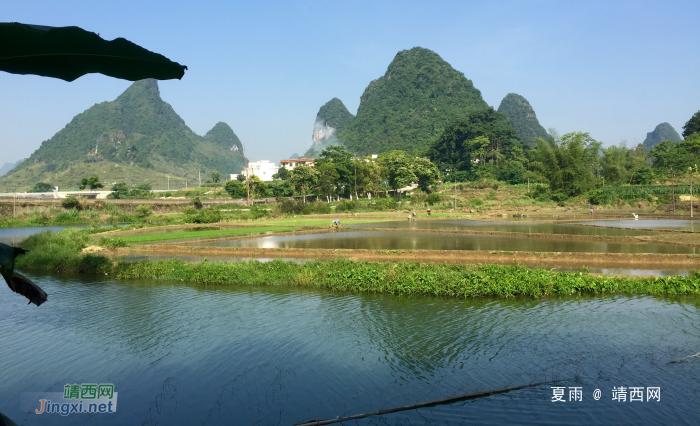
[113,226,298,243]
[15,228,700,298]
[115,259,700,298]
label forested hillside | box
[642,122,681,151]
[497,93,549,145]
[304,98,354,158]
[0,80,245,191]
[339,47,488,155]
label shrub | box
[99,237,128,249]
[192,197,203,210]
[61,195,81,210]
[54,208,81,224]
[135,205,153,217]
[184,207,222,223]
[425,193,441,206]
[468,198,484,208]
[302,201,331,215]
[118,214,136,223]
[277,199,305,215]
[335,199,355,213]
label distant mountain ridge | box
[497,93,549,145]
[334,47,489,155]
[0,79,245,191]
[0,159,24,177]
[642,122,681,151]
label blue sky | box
[2,0,699,164]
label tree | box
[79,176,103,191]
[649,133,700,171]
[247,175,268,198]
[210,171,221,183]
[289,165,319,202]
[412,157,440,192]
[529,132,601,199]
[316,146,354,195]
[274,167,290,180]
[110,182,130,199]
[429,107,522,181]
[377,151,416,192]
[316,162,340,199]
[30,182,53,192]
[682,110,700,138]
[224,180,246,199]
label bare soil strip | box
[115,244,700,270]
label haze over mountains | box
[642,122,682,151]
[0,80,245,191]
[304,98,354,158]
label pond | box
[188,230,698,254]
[579,219,699,232]
[0,274,698,424]
[0,226,86,245]
[349,220,658,236]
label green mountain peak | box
[304,98,354,158]
[642,122,681,151]
[0,79,244,191]
[496,93,549,145]
[339,47,488,155]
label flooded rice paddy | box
[188,230,698,254]
[349,219,659,236]
[1,273,698,425]
[579,219,699,232]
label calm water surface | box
[580,220,699,232]
[1,273,698,425]
[0,226,84,245]
[349,220,657,236]
[189,230,697,254]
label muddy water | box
[580,219,699,232]
[1,273,698,425]
[349,220,658,236]
[188,230,697,254]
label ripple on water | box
[0,274,698,425]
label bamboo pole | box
[294,379,568,426]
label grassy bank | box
[111,226,298,243]
[15,229,700,298]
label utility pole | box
[454,174,457,211]
[671,167,675,215]
[691,174,694,218]
[354,157,358,214]
[199,170,201,187]
[527,177,530,193]
[244,141,250,206]
[167,176,170,191]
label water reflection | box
[0,274,698,424]
[0,225,86,244]
[580,219,699,232]
[188,230,697,254]
[349,219,658,236]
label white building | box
[230,160,279,182]
[279,158,315,170]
